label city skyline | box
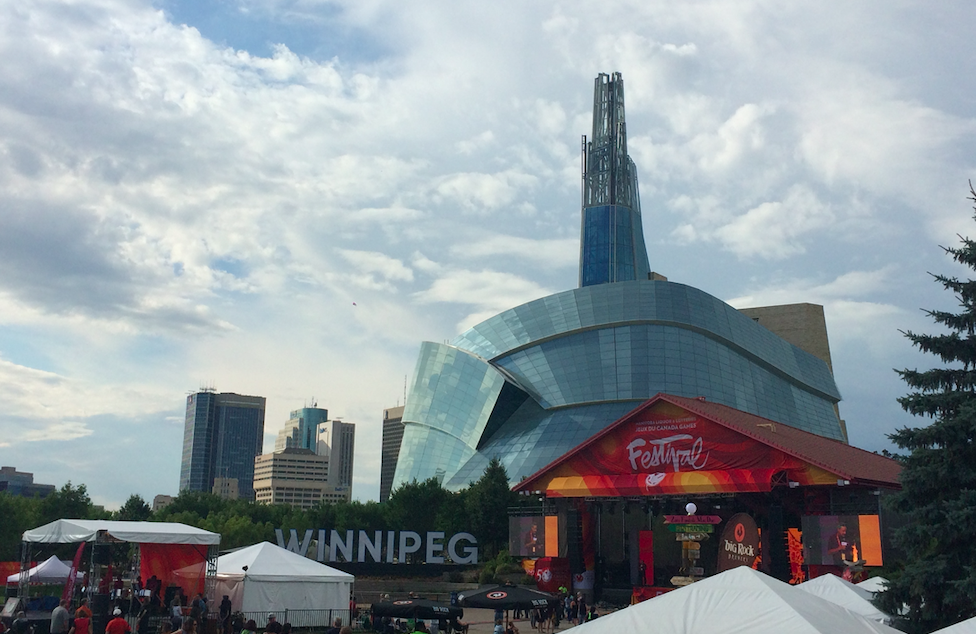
[0,1,974,508]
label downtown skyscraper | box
[179,390,266,500]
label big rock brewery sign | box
[275,528,478,564]
[716,513,759,572]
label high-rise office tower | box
[579,72,651,287]
[253,448,348,509]
[275,407,329,452]
[179,390,266,500]
[379,405,405,502]
[317,419,355,493]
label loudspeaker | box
[91,593,110,616]
[92,545,111,565]
[92,593,110,634]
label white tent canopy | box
[22,520,220,545]
[934,616,976,634]
[6,556,83,585]
[856,577,889,594]
[796,573,891,623]
[188,542,353,625]
[573,567,902,634]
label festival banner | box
[521,401,811,496]
[62,542,85,603]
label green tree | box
[464,458,517,559]
[37,482,95,525]
[154,490,226,521]
[385,478,453,537]
[0,493,38,560]
[879,185,976,631]
[116,494,152,521]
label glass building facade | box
[275,407,329,452]
[392,72,846,492]
[393,280,846,491]
[179,391,266,500]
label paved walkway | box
[422,608,606,634]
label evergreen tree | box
[879,185,976,632]
[116,494,152,521]
[464,458,517,559]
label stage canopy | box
[572,566,900,634]
[796,573,891,623]
[856,577,889,593]
[22,520,220,545]
[6,556,83,584]
[515,394,901,498]
[20,520,220,601]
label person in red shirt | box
[75,600,93,620]
[105,609,131,634]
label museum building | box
[392,72,900,590]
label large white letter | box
[275,529,313,557]
[316,529,327,562]
[330,529,354,562]
[626,439,646,472]
[426,532,445,564]
[359,530,383,563]
[448,533,478,564]
[398,531,422,563]
[386,531,395,563]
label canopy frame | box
[19,520,220,605]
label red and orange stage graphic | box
[513,393,901,591]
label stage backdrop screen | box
[800,515,883,566]
[509,516,546,557]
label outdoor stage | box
[510,394,902,598]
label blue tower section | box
[579,72,651,287]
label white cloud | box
[414,269,553,331]
[337,249,414,289]
[431,170,539,213]
[450,235,577,269]
[0,0,972,503]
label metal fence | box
[133,610,356,634]
[238,609,354,630]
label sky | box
[1,0,975,510]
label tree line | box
[0,458,518,563]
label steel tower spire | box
[579,72,651,287]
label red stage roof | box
[514,394,901,497]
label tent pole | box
[205,544,219,606]
[18,540,31,603]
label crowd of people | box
[508,592,598,633]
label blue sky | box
[1,0,975,509]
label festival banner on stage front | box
[521,400,806,496]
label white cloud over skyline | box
[0,0,974,508]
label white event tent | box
[22,520,220,545]
[856,577,890,594]
[796,573,891,623]
[573,566,901,634]
[6,556,83,585]
[183,542,353,626]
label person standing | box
[51,600,71,634]
[826,524,853,565]
[76,600,93,620]
[265,614,282,634]
[70,608,91,634]
[106,609,132,634]
[218,596,232,634]
[137,597,151,634]
[11,612,31,634]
